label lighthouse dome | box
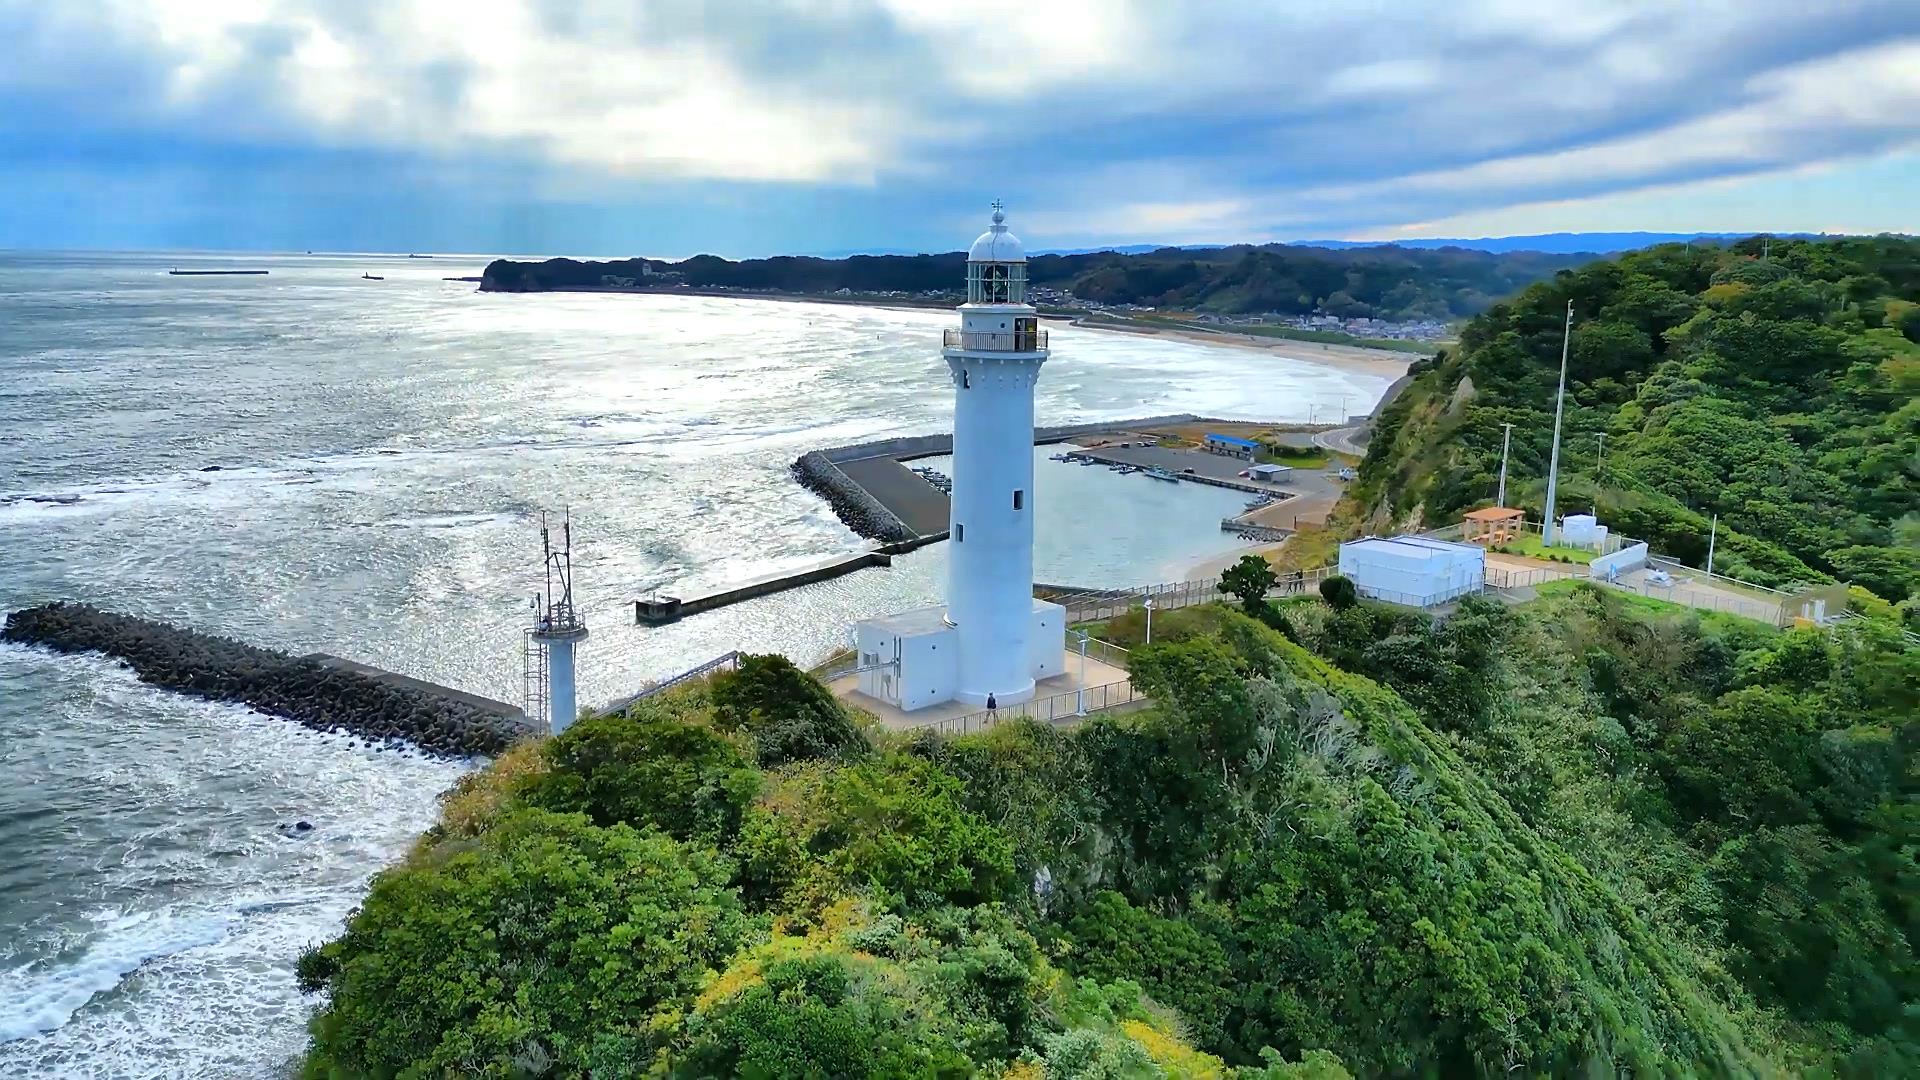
[967,205,1026,263]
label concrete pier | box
[668,414,1298,629]
[636,549,903,625]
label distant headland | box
[478,240,1589,331]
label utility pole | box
[1496,422,1513,507]
[1706,514,1717,576]
[1594,432,1606,512]
[1542,300,1574,545]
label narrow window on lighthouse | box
[1012,490,1024,510]
[954,523,964,542]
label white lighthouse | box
[851,204,1066,713]
[944,203,1052,704]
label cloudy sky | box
[2,0,1917,257]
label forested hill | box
[479,243,1589,321]
[1354,234,1920,600]
[293,586,1918,1076]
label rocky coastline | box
[3,602,532,757]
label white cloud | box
[2,0,1917,241]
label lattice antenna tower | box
[523,510,589,734]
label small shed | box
[1247,463,1292,482]
[1462,507,1525,545]
[1204,433,1259,460]
[1559,513,1609,551]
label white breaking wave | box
[0,908,233,1044]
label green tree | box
[297,809,746,1078]
[674,953,973,1079]
[1219,554,1279,612]
[709,653,868,767]
[1895,304,1920,344]
[1829,545,1920,602]
[1062,891,1236,1053]
[528,709,759,842]
[740,755,1017,910]
[1318,574,1358,610]
[1657,686,1818,829]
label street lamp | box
[1143,596,1154,645]
[1074,629,1090,716]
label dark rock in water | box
[279,820,315,835]
[200,465,223,472]
[2,602,534,759]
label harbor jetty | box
[635,539,935,625]
[789,413,1208,543]
[167,269,269,276]
[628,413,1277,627]
[3,602,531,757]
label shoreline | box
[1075,321,1416,382]
[479,284,1418,384]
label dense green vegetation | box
[306,233,1918,1077]
[297,576,1915,1076]
[1353,235,1919,610]
[481,243,1586,321]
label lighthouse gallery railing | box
[943,329,1047,352]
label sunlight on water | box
[0,250,1391,1073]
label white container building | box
[1338,535,1486,608]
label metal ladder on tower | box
[521,627,548,728]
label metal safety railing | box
[596,651,742,716]
[910,679,1141,737]
[1046,565,1337,624]
[943,329,1047,352]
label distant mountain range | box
[813,231,1839,259]
[1291,231,1834,254]
[483,242,1588,323]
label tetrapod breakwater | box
[2,602,533,758]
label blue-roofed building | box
[1204,432,1259,460]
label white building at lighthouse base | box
[852,599,1066,713]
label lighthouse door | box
[1014,316,1038,351]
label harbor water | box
[0,249,1389,1075]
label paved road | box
[1314,371,1416,458]
[1313,425,1369,456]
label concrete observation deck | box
[830,652,1131,731]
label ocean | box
[0,250,1388,1075]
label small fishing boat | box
[1143,467,1181,482]
[361,273,384,280]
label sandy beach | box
[1070,318,1420,382]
